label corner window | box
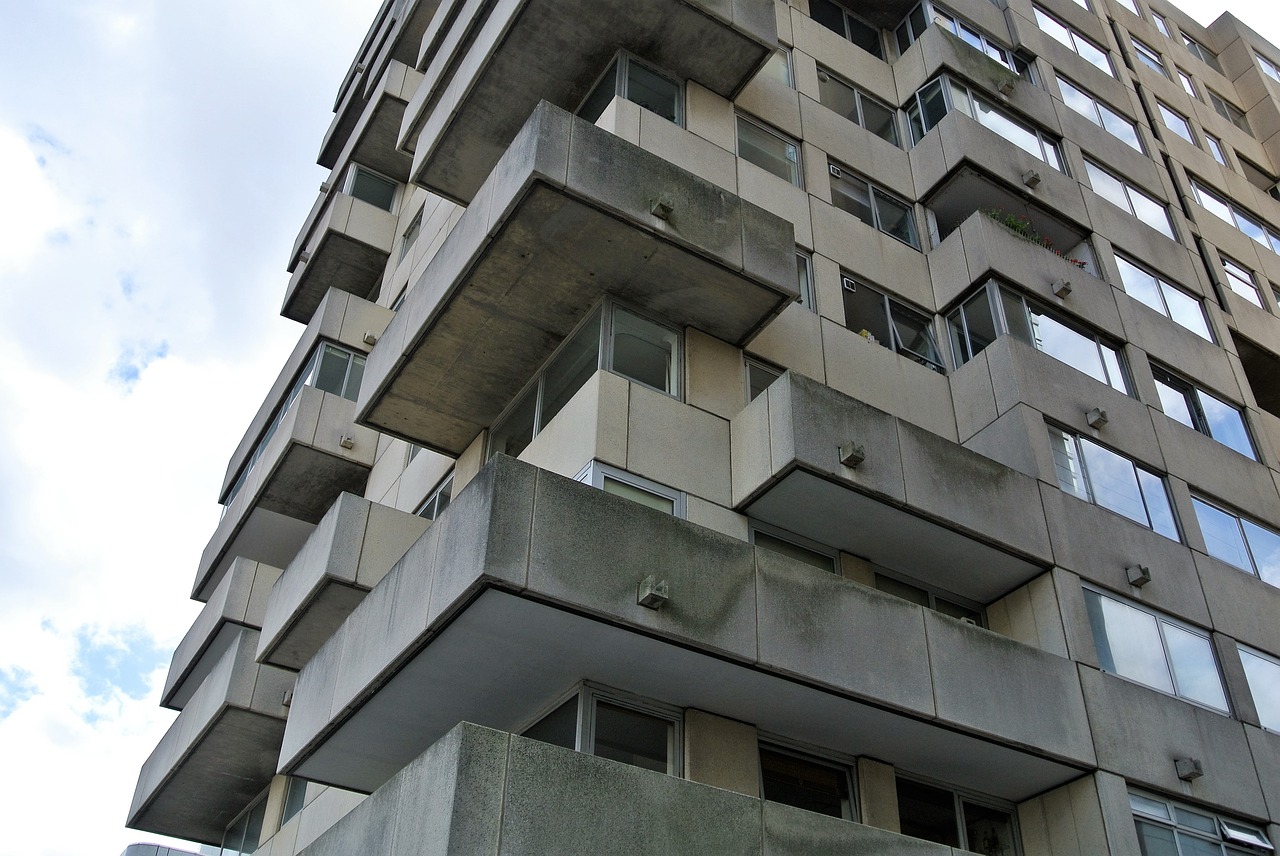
[758,49,794,88]
[1151,366,1256,459]
[1131,791,1272,854]
[1034,7,1114,76]
[415,471,454,520]
[523,684,682,775]
[829,165,919,248]
[579,53,681,125]
[576,461,684,516]
[816,68,900,147]
[1131,37,1169,78]
[1085,159,1175,239]
[1192,495,1280,587]
[1239,646,1280,732]
[896,776,1018,853]
[751,524,838,573]
[908,76,1064,171]
[760,745,854,819]
[843,276,942,372]
[948,280,1129,393]
[1208,90,1250,134]
[1057,76,1144,152]
[1113,254,1212,341]
[736,115,802,187]
[1049,427,1179,539]
[489,302,681,459]
[1220,255,1265,308]
[1084,588,1227,710]
[896,3,1031,77]
[1183,35,1223,73]
[810,0,884,59]
[346,164,398,213]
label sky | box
[0,1,1277,856]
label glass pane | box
[1099,106,1143,150]
[1130,793,1172,820]
[1001,289,1033,345]
[344,354,365,401]
[861,95,899,145]
[1101,345,1127,393]
[1193,498,1251,571]
[935,598,983,625]
[738,117,799,185]
[282,778,308,825]
[809,0,846,36]
[818,72,861,122]
[1078,38,1114,74]
[490,385,537,459]
[843,282,892,347]
[875,191,919,247]
[796,253,814,308]
[890,302,941,368]
[1086,162,1131,211]
[314,345,352,396]
[1058,78,1097,122]
[1155,378,1196,428]
[626,60,680,122]
[1079,437,1147,525]
[1177,834,1224,856]
[1049,429,1089,499]
[831,172,875,226]
[1029,308,1108,384]
[761,50,793,87]
[1135,820,1180,856]
[1127,190,1174,239]
[846,15,883,58]
[918,79,949,138]
[760,748,850,818]
[243,799,266,855]
[1239,649,1280,731]
[1198,391,1254,458]
[1083,590,1175,693]
[747,362,781,401]
[1159,103,1194,143]
[1242,520,1280,586]
[1138,470,1179,540]
[524,696,579,749]
[540,309,601,427]
[754,530,836,572]
[897,779,960,846]
[963,801,1016,856]
[875,574,930,606]
[1162,622,1228,710]
[610,308,677,394]
[975,97,1045,163]
[1117,257,1164,312]
[350,168,397,211]
[1195,185,1235,224]
[578,59,620,123]
[959,287,999,360]
[602,476,675,514]
[592,702,671,773]
[1161,286,1212,340]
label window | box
[758,49,794,88]
[1208,91,1251,134]
[220,793,267,856]
[796,250,815,310]
[1177,68,1198,99]
[489,302,680,458]
[398,207,422,262]
[579,53,681,124]
[1239,646,1280,732]
[281,777,308,826]
[523,684,682,775]
[1205,132,1229,166]
[1034,7,1114,76]
[1259,53,1280,83]
[1183,34,1223,73]
[1049,427,1178,538]
[1058,76,1143,152]
[1157,100,1195,144]
[576,461,685,516]
[1132,37,1169,77]
[415,471,454,520]
[760,745,854,819]
[1085,159,1176,239]
[1113,254,1212,340]
[1153,14,1170,38]
[843,276,943,372]
[1193,180,1280,256]
[1112,0,1138,14]
[1131,791,1273,854]
[829,165,919,248]
[737,115,802,186]
[1192,496,1280,587]
[1152,366,1256,459]
[1220,255,1265,308]
[347,164,398,212]
[875,573,984,625]
[810,0,884,59]
[751,524,838,573]
[896,776,1018,854]
[746,357,782,402]
[948,280,1130,393]
[1084,588,1227,709]
[896,3,1032,77]
[1238,156,1279,199]
[908,76,1064,171]
[816,68,899,147]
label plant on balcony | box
[981,208,1087,269]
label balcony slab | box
[283,194,398,324]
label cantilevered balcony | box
[194,291,390,601]
[732,372,1054,604]
[162,558,281,711]
[257,493,430,671]
[282,186,398,324]
[277,457,1092,799]
[359,102,797,454]
[320,60,422,184]
[401,0,779,203]
[127,628,294,846]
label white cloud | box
[0,128,79,272]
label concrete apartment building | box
[126,0,1280,853]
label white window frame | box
[578,51,684,126]
[829,165,920,249]
[575,461,686,518]
[842,274,943,372]
[796,249,816,310]
[344,163,400,213]
[1192,180,1280,256]
[1157,100,1196,145]
[1131,36,1170,78]
[1151,365,1257,460]
[398,206,423,263]
[415,470,455,521]
[1220,255,1266,309]
[1131,789,1273,853]
[736,113,803,187]
[1258,53,1280,83]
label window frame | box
[815,66,900,148]
[1034,6,1114,76]
[895,773,1021,853]
[1220,255,1266,309]
[1113,253,1213,341]
[1156,99,1196,145]
[1208,90,1251,134]
[796,249,816,311]
[750,522,839,573]
[1258,53,1280,83]
[578,51,684,126]
[842,274,943,372]
[736,113,803,187]
[745,356,783,403]
[575,460,686,517]
[1084,159,1176,239]
[873,570,986,626]
[1238,644,1280,733]
[896,2,1032,78]
[758,740,858,821]
[828,165,920,249]
[1131,789,1273,854]
[1049,425,1180,539]
[1191,494,1280,589]
[398,206,423,263]
[1192,179,1280,257]
[415,470,455,521]
[809,0,885,59]
[1057,75,1144,153]
[1150,365,1257,460]
[1131,36,1170,78]
[1182,34,1224,73]
[220,790,269,856]
[345,163,399,213]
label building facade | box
[128,0,1280,853]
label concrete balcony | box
[401,0,779,204]
[277,456,1091,800]
[194,386,378,602]
[283,190,398,325]
[320,60,422,184]
[296,721,969,856]
[162,558,282,711]
[257,493,430,671]
[359,102,797,454]
[732,372,1054,605]
[127,628,294,846]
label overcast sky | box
[0,2,1277,855]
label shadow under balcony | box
[321,60,422,184]
[358,101,797,455]
[127,628,294,846]
[402,0,779,204]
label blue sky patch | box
[109,340,170,388]
[0,667,37,719]
[71,626,168,701]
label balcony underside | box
[405,0,778,203]
[360,102,797,454]
[283,229,392,325]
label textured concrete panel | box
[763,801,954,856]
[284,194,399,323]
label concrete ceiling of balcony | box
[194,508,314,603]
[928,166,1087,250]
[406,0,779,203]
[282,223,392,324]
